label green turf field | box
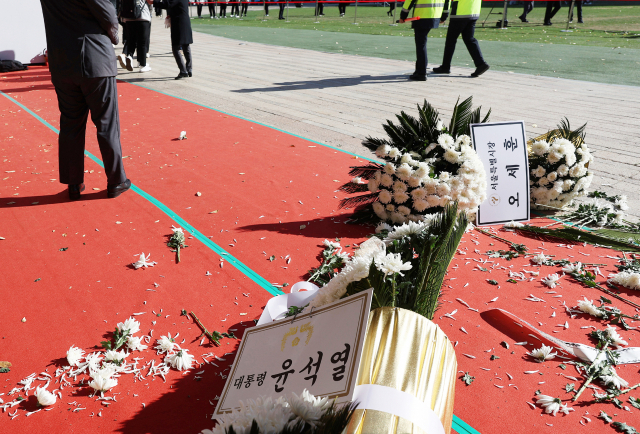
[190,4,640,49]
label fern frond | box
[448,96,474,138]
[338,182,370,194]
[347,163,384,178]
[515,225,640,252]
[338,194,378,209]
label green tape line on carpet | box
[0,89,282,297]
[453,415,480,434]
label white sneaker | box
[136,62,141,68]
[118,53,127,69]
[125,55,133,71]
[140,65,152,73]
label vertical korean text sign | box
[214,289,373,414]
[471,121,530,226]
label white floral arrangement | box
[339,97,490,225]
[528,121,594,210]
[202,389,354,434]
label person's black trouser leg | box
[339,3,346,13]
[172,44,192,74]
[132,21,150,67]
[521,1,533,19]
[209,3,216,16]
[413,27,430,76]
[279,2,285,18]
[197,2,203,16]
[544,1,561,23]
[460,19,486,67]
[123,21,137,57]
[570,0,582,21]
[241,3,248,14]
[264,3,269,14]
[441,19,464,69]
[52,76,126,186]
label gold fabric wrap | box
[346,307,457,434]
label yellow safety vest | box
[445,0,482,19]
[402,0,445,20]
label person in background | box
[240,0,248,16]
[339,1,347,16]
[153,0,193,79]
[219,0,228,17]
[230,0,240,17]
[519,0,533,22]
[387,0,395,16]
[543,0,561,25]
[264,0,270,16]
[119,0,152,72]
[399,0,443,81]
[432,0,490,78]
[196,0,205,17]
[39,0,131,200]
[209,0,218,18]
[569,0,583,23]
[316,0,324,16]
[278,0,286,19]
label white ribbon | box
[494,308,640,364]
[256,282,320,326]
[353,384,445,434]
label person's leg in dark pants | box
[439,19,464,70]
[339,3,346,15]
[209,3,216,17]
[173,44,188,75]
[123,21,137,58]
[279,2,285,19]
[570,0,583,22]
[264,2,269,15]
[460,19,486,68]
[135,21,150,67]
[544,1,561,24]
[519,1,533,21]
[413,27,430,78]
[82,77,127,186]
[197,1,203,16]
[182,44,192,74]
[241,2,248,15]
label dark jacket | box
[39,0,119,78]
[154,0,193,45]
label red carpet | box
[1,68,638,433]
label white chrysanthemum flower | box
[373,202,388,220]
[531,140,550,156]
[384,220,430,243]
[569,164,587,178]
[547,150,563,164]
[444,149,462,164]
[375,253,412,276]
[562,179,574,191]
[179,131,187,140]
[378,189,392,204]
[375,144,391,158]
[380,173,394,187]
[426,195,441,208]
[528,344,557,362]
[83,352,104,371]
[503,221,524,229]
[105,349,128,363]
[388,147,401,159]
[413,198,429,212]
[547,171,558,182]
[126,335,148,352]
[375,222,393,234]
[531,253,550,265]
[323,239,341,249]
[538,176,550,186]
[531,165,546,178]
[576,297,603,317]
[400,153,414,165]
[397,206,411,216]
[133,252,156,269]
[437,134,454,149]
[172,226,184,236]
[67,346,85,367]
[384,162,396,174]
[542,273,561,288]
[600,367,629,389]
[456,135,471,147]
[407,176,421,188]
[385,204,395,212]
[368,178,380,193]
[609,271,640,290]
[288,389,331,428]
[165,349,195,371]
[393,191,409,204]
[351,176,362,184]
[204,396,292,434]
[390,211,406,224]
[117,317,140,335]
[535,395,571,416]
[414,162,430,179]
[435,120,445,131]
[424,143,438,155]
[392,180,407,193]
[88,373,118,393]
[557,164,569,176]
[436,182,451,197]
[155,333,179,354]
[35,386,57,406]
[411,188,427,201]
[439,171,451,181]
[396,163,412,181]
[562,262,582,274]
[605,326,628,348]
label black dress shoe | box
[471,63,490,77]
[431,66,450,74]
[409,73,426,81]
[543,21,552,26]
[175,72,189,80]
[188,71,193,77]
[107,179,131,198]
[68,183,85,201]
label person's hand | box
[440,19,445,23]
[165,16,171,28]
[398,18,405,23]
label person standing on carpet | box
[240,0,248,17]
[543,0,561,25]
[39,0,131,201]
[153,0,194,79]
[432,0,490,78]
[399,0,443,81]
[519,0,533,22]
[118,0,152,72]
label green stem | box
[573,347,607,402]
[606,382,640,399]
[177,245,181,263]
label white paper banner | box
[353,384,445,434]
[257,281,319,326]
